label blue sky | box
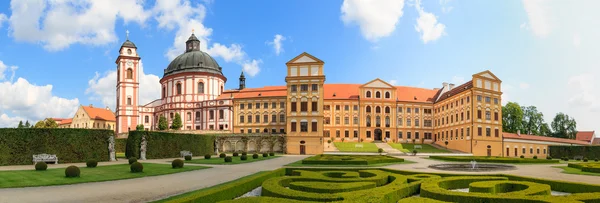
[0,0,598,135]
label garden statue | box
[108,136,116,161]
[140,135,147,160]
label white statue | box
[108,136,116,161]
[140,135,147,160]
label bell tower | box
[115,31,141,134]
[239,71,246,90]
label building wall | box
[70,106,116,130]
[233,97,287,134]
[503,141,549,158]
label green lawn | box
[388,143,451,153]
[0,163,208,188]
[334,142,380,152]
[554,166,600,176]
[185,155,280,165]
[285,159,415,167]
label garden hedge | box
[550,146,600,160]
[126,131,215,159]
[429,156,559,164]
[568,163,600,173]
[0,128,111,165]
[115,138,127,153]
[301,155,404,165]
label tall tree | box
[550,113,577,139]
[539,123,552,136]
[33,118,58,128]
[502,102,523,133]
[521,106,545,135]
[171,113,182,130]
[17,121,24,128]
[158,115,168,130]
[24,120,31,128]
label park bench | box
[180,150,193,158]
[414,145,422,149]
[32,154,58,164]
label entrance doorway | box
[506,148,510,157]
[374,129,382,141]
[487,145,492,157]
[514,148,518,157]
[300,145,306,155]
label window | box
[300,121,308,132]
[239,115,244,123]
[247,115,252,123]
[324,130,330,137]
[494,98,499,104]
[344,116,349,125]
[366,106,372,113]
[376,116,381,127]
[301,102,308,112]
[219,109,224,119]
[198,82,204,93]
[523,148,526,154]
[144,116,149,123]
[187,112,192,121]
[345,130,349,138]
[176,83,182,95]
[398,107,403,113]
[353,116,359,125]
[291,102,297,112]
[415,119,420,127]
[495,129,499,137]
[415,132,420,139]
[311,121,317,132]
[291,85,297,92]
[336,130,341,137]
[335,105,340,111]
[477,110,482,119]
[272,115,276,123]
[530,148,533,154]
[127,98,132,105]
[280,102,285,109]
[248,103,252,109]
[366,116,371,127]
[478,127,482,136]
[424,120,432,127]
[353,105,358,111]
[311,84,318,91]
[407,132,412,139]
[407,119,411,126]
[385,107,390,113]
[300,84,308,91]
[344,105,349,111]
[543,149,547,154]
[263,115,268,123]
[126,68,133,79]
[385,92,390,98]
[385,116,390,127]
[486,128,491,137]
[537,148,540,154]
[467,127,470,137]
[398,132,403,139]
[196,111,200,120]
[335,117,340,125]
[467,96,470,103]
[415,108,419,113]
[280,114,285,122]
[240,104,245,109]
[264,102,268,109]
[272,102,277,108]
[312,102,318,112]
[162,87,166,98]
[375,91,381,98]
[485,96,491,103]
[407,108,411,113]
[461,112,464,121]
[324,117,331,124]
[291,121,297,132]
[485,111,491,120]
[354,130,358,138]
[376,106,381,113]
[467,111,471,120]
[398,118,403,126]
[494,112,499,121]
[367,131,372,138]
[366,91,372,98]
[255,115,260,123]
[324,105,331,110]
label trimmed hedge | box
[0,128,112,165]
[568,163,600,173]
[65,165,80,178]
[126,131,214,159]
[301,154,404,165]
[115,138,127,153]
[468,180,550,195]
[550,146,600,160]
[429,156,559,164]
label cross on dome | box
[126,30,129,40]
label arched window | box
[376,106,381,113]
[376,116,381,127]
[126,68,133,79]
[198,82,204,94]
[385,92,390,98]
[366,91,371,98]
[366,106,372,113]
[385,107,390,114]
[195,111,200,120]
[375,91,381,98]
[385,116,390,127]
[162,87,166,98]
[127,97,132,105]
[176,83,182,95]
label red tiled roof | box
[436,80,473,102]
[575,131,595,142]
[217,86,287,100]
[323,84,360,100]
[59,118,72,125]
[396,86,438,103]
[82,106,116,122]
[503,132,590,145]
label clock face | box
[127,61,133,66]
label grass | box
[388,143,452,153]
[334,142,380,152]
[0,163,209,188]
[554,166,600,176]
[185,155,280,165]
[285,159,415,167]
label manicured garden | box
[333,142,380,152]
[429,156,560,164]
[0,162,208,188]
[388,143,452,153]
[185,153,279,165]
[300,154,404,165]
[556,162,600,176]
[156,168,600,202]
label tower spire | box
[126,30,129,40]
[239,70,246,90]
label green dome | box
[163,33,224,77]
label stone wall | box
[215,134,286,153]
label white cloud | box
[0,60,79,127]
[519,83,530,89]
[8,0,150,51]
[0,13,7,28]
[207,43,245,62]
[388,79,397,85]
[267,34,286,56]
[414,0,446,44]
[439,0,453,13]
[573,33,581,47]
[0,61,18,82]
[520,22,527,29]
[567,74,599,111]
[242,60,262,77]
[522,0,550,38]
[86,60,160,110]
[340,0,405,41]
[0,113,26,128]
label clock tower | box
[115,31,141,134]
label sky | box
[0,0,598,136]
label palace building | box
[115,33,592,156]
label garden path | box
[375,142,404,155]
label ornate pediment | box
[361,78,395,89]
[286,52,324,64]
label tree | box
[539,123,552,136]
[521,106,545,135]
[171,113,182,130]
[551,113,577,139]
[24,120,31,128]
[17,121,24,128]
[136,124,145,131]
[158,115,168,130]
[502,102,523,133]
[33,118,58,128]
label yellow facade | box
[69,105,116,130]
[233,98,287,134]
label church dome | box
[163,34,223,77]
[121,39,137,48]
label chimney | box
[449,83,455,90]
[106,106,110,110]
[517,130,521,136]
[442,82,449,90]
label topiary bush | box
[520,155,525,158]
[233,152,239,157]
[533,156,537,159]
[185,155,192,161]
[35,162,47,171]
[576,157,582,161]
[241,155,248,161]
[595,158,599,162]
[253,154,259,159]
[263,153,268,157]
[219,153,226,158]
[128,157,137,165]
[546,156,552,160]
[224,156,232,162]
[378,148,384,154]
[205,154,211,159]
[584,158,589,162]
[242,152,247,156]
[86,159,98,168]
[269,152,275,156]
[65,165,80,178]
[172,159,184,168]
[130,162,143,173]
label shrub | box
[86,159,98,168]
[584,158,589,162]
[35,162,47,171]
[241,155,248,161]
[253,154,259,159]
[233,152,239,157]
[185,155,192,161]
[412,150,418,156]
[576,157,582,161]
[130,162,143,173]
[269,152,275,156]
[546,156,552,160]
[128,157,137,165]
[65,165,80,178]
[204,154,211,159]
[533,156,537,159]
[327,140,332,144]
[596,158,599,162]
[219,153,226,158]
[378,148,384,154]
[224,156,233,162]
[263,153,268,157]
[242,152,247,156]
[126,131,215,160]
[172,159,184,168]
[520,155,525,158]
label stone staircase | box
[375,143,405,155]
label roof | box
[58,119,72,125]
[503,132,590,145]
[436,80,473,102]
[575,131,595,142]
[82,106,116,122]
[121,40,137,48]
[217,86,287,100]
